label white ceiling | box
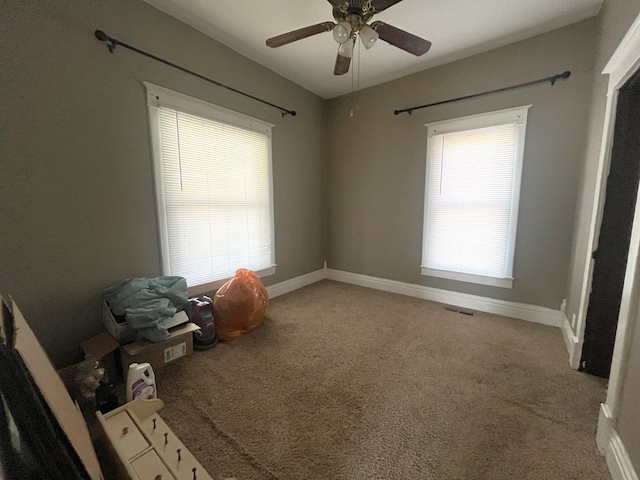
[143,0,603,99]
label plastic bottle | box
[126,363,157,402]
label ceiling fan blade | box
[334,53,351,75]
[266,22,335,48]
[370,21,431,56]
[371,0,404,12]
[327,0,345,5]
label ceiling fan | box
[266,0,432,75]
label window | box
[145,83,275,292]
[421,106,530,288]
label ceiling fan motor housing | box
[333,3,375,33]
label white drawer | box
[130,449,174,480]
[104,411,150,460]
[137,414,212,480]
[98,398,213,480]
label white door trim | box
[597,10,640,420]
[573,90,618,368]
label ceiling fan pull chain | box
[355,39,361,113]
[350,56,355,117]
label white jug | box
[126,362,157,402]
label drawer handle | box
[192,467,197,479]
[122,427,128,435]
[177,448,182,461]
[154,476,162,480]
[164,432,169,445]
[153,418,157,430]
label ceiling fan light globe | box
[332,21,352,44]
[338,38,355,58]
[360,24,379,50]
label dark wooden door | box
[581,70,640,378]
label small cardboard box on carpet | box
[119,322,199,378]
[53,331,121,397]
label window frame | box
[421,105,531,289]
[145,82,276,294]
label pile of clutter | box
[73,268,269,411]
[102,268,268,347]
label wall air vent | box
[443,305,475,316]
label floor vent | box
[443,305,475,316]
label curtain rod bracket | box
[94,29,296,117]
[95,30,117,53]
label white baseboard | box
[267,267,562,327]
[598,404,639,480]
[608,432,640,480]
[560,312,582,369]
[326,269,561,327]
[598,403,616,454]
[266,268,326,299]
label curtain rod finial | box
[95,29,117,53]
[551,70,571,86]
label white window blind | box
[146,83,275,290]
[422,106,530,288]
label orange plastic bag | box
[213,268,269,342]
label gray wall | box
[618,310,640,469]
[326,19,597,309]
[0,0,326,353]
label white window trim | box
[420,267,514,288]
[144,82,276,290]
[421,105,531,289]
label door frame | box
[578,10,640,475]
[573,14,640,373]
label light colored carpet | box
[155,280,609,479]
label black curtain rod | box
[394,70,571,116]
[94,30,296,117]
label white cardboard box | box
[102,301,188,344]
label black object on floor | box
[187,296,219,350]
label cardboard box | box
[102,301,138,344]
[102,301,189,344]
[120,322,199,377]
[2,295,103,478]
[81,331,121,384]
[54,332,121,400]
